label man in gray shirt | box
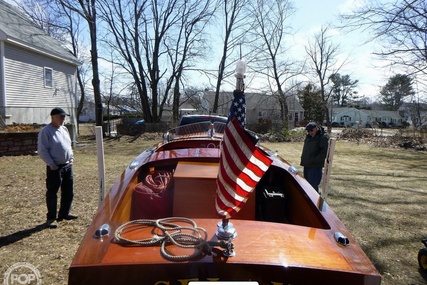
[38,107,77,228]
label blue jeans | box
[45,164,74,220]
[303,167,323,193]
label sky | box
[4,0,395,101]
[200,0,393,101]
[288,0,391,100]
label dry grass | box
[1,124,426,285]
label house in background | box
[331,107,403,127]
[79,100,140,123]
[78,101,96,123]
[202,91,305,127]
[0,0,80,135]
[399,102,427,129]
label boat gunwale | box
[68,130,381,285]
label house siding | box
[331,107,403,127]
[3,43,77,124]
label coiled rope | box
[114,217,233,261]
[143,170,172,193]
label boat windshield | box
[164,121,226,141]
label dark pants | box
[303,167,323,193]
[46,164,74,220]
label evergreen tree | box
[379,74,414,111]
[330,73,359,107]
[297,84,324,123]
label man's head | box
[305,122,318,137]
[50,108,69,127]
[50,107,69,116]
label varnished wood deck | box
[68,137,381,285]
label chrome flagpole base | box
[216,219,237,240]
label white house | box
[0,0,80,132]
[331,107,403,127]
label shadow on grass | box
[127,132,143,142]
[0,223,47,248]
[327,154,427,280]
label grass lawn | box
[0,126,426,285]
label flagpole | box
[216,218,237,240]
[215,59,247,240]
[235,59,246,92]
[321,138,335,200]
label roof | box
[203,91,304,112]
[361,109,403,119]
[0,0,79,65]
[332,107,402,120]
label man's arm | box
[37,129,57,169]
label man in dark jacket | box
[300,122,329,192]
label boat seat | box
[131,170,173,219]
[172,161,255,220]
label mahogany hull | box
[69,220,380,284]
[68,137,381,285]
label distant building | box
[79,101,139,123]
[78,101,96,123]
[399,102,427,129]
[331,107,403,127]
[201,91,305,127]
[0,0,80,134]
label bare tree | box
[410,92,427,129]
[211,0,251,114]
[99,0,215,123]
[247,0,299,127]
[98,0,151,120]
[166,0,216,123]
[57,3,91,121]
[100,51,128,136]
[305,26,345,130]
[341,0,427,78]
[54,0,103,127]
[16,0,66,38]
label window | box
[44,67,53,88]
[258,111,267,118]
[341,115,351,122]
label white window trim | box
[44,67,53,88]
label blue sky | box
[212,0,391,100]
[5,0,392,100]
[289,0,391,100]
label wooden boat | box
[68,66,381,284]
[68,120,381,284]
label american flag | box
[227,90,246,127]
[215,91,273,219]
